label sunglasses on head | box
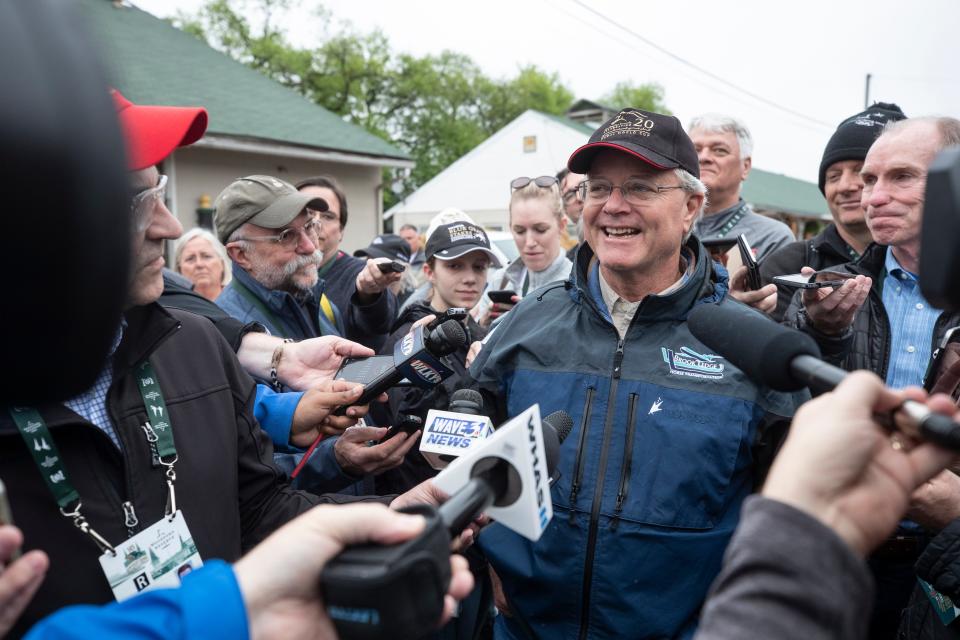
[510,176,558,191]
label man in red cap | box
[0,90,374,634]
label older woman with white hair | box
[174,227,232,301]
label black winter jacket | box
[898,518,960,640]
[374,302,486,495]
[760,224,860,322]
[784,243,960,379]
[0,303,356,634]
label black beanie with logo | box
[818,102,907,194]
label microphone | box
[320,406,571,639]
[332,319,467,416]
[688,302,960,450]
[420,389,494,470]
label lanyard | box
[713,202,749,239]
[8,362,178,555]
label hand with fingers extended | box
[290,380,386,447]
[0,525,48,637]
[278,336,375,391]
[799,266,872,336]
[334,425,421,476]
[762,372,957,556]
[728,265,778,315]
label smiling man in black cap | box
[468,108,800,639]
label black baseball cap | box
[354,234,412,262]
[425,222,502,267]
[568,108,700,178]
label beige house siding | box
[163,146,384,257]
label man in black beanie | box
[760,102,906,320]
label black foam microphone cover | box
[920,146,960,312]
[687,302,821,391]
[542,410,573,479]
[449,389,483,415]
[426,319,468,356]
[1,0,130,404]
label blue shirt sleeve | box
[273,436,363,494]
[254,384,303,448]
[25,560,248,640]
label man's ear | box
[741,156,752,181]
[226,241,252,271]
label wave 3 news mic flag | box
[433,405,552,541]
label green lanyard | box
[713,203,748,239]
[8,362,178,555]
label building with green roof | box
[82,0,412,251]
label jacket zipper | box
[610,393,639,531]
[578,338,624,640]
[568,386,596,523]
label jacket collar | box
[811,224,860,262]
[114,302,181,375]
[569,237,727,326]
[231,262,324,313]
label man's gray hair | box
[881,116,960,152]
[676,168,708,240]
[689,113,754,160]
[225,226,252,257]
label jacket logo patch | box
[661,346,724,379]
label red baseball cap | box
[111,89,208,170]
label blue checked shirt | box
[64,321,126,449]
[882,248,942,390]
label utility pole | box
[864,73,872,108]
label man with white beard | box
[215,175,391,344]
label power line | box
[568,0,834,130]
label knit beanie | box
[818,102,907,193]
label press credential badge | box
[98,511,203,601]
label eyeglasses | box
[130,174,168,232]
[307,208,341,227]
[578,178,683,206]
[562,189,580,205]
[233,217,322,249]
[510,176,559,191]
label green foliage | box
[174,1,666,209]
[602,81,671,115]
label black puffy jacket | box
[898,518,960,639]
[784,243,960,379]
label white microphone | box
[434,404,564,542]
[419,389,494,470]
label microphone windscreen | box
[451,388,483,406]
[428,319,468,355]
[687,302,821,391]
[543,410,573,443]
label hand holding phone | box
[376,261,406,274]
[737,234,762,291]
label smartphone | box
[382,413,423,441]
[0,478,21,560]
[335,356,396,386]
[737,234,762,291]
[773,270,857,289]
[376,261,406,274]
[487,290,518,304]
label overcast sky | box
[132,0,960,184]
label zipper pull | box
[122,501,139,528]
[612,340,625,379]
[141,422,159,443]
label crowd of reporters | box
[4,8,960,638]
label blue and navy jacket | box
[470,239,802,639]
[216,263,346,340]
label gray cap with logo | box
[213,175,328,244]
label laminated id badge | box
[98,510,203,601]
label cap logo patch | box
[601,109,655,140]
[447,223,485,243]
